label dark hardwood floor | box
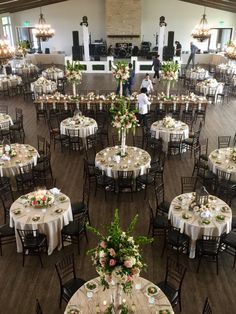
[0,73,236,314]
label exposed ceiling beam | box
[179,0,236,13]
[0,0,68,14]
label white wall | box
[141,0,236,51]
[6,0,236,55]
[10,0,106,55]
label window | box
[2,16,14,46]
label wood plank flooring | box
[0,73,236,314]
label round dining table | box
[208,148,236,182]
[150,120,189,153]
[0,143,38,178]
[0,74,22,90]
[42,67,64,81]
[95,146,151,179]
[168,192,232,258]
[65,276,173,314]
[9,189,73,255]
[60,116,97,140]
[0,113,13,129]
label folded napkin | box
[49,187,61,195]
[1,154,10,161]
[113,155,121,163]
[201,210,213,219]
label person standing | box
[140,73,154,94]
[124,63,135,96]
[175,41,182,57]
[152,54,161,84]
[137,87,151,126]
[186,42,198,69]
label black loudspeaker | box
[163,46,175,61]
[72,31,79,46]
[89,44,95,56]
[45,48,50,54]
[72,46,83,61]
[167,31,174,47]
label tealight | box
[103,300,107,306]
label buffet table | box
[26,53,65,66]
[65,277,173,314]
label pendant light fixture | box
[191,8,211,42]
[35,8,55,42]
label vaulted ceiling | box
[179,0,236,14]
[0,0,235,15]
[0,0,68,15]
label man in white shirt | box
[137,87,151,126]
[140,73,154,94]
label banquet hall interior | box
[0,0,236,313]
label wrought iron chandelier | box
[191,8,211,42]
[225,41,236,60]
[35,9,55,41]
[0,38,15,65]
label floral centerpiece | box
[27,189,54,208]
[112,61,130,96]
[231,148,236,162]
[1,143,17,159]
[162,116,176,128]
[16,41,28,58]
[225,40,236,61]
[161,61,179,98]
[110,98,139,156]
[87,209,152,313]
[66,60,84,96]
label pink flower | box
[100,241,107,249]
[99,257,106,267]
[127,275,133,281]
[108,248,116,257]
[109,259,117,267]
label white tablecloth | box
[186,69,209,80]
[0,144,38,178]
[42,68,64,80]
[0,113,13,128]
[0,75,22,90]
[31,81,57,95]
[208,148,236,182]
[65,277,173,314]
[216,64,236,75]
[95,146,151,179]
[169,193,232,258]
[150,120,189,153]
[60,116,97,138]
[10,191,73,255]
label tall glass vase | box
[112,284,122,313]
[119,80,123,97]
[166,80,171,98]
[120,128,126,157]
[72,82,77,96]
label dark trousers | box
[153,70,160,79]
[186,53,195,68]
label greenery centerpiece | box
[1,141,17,159]
[112,61,130,97]
[87,209,153,313]
[231,148,236,162]
[27,189,54,208]
[225,40,236,61]
[16,41,28,58]
[110,98,139,157]
[66,60,84,96]
[161,61,179,98]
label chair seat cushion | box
[136,174,154,185]
[24,233,47,248]
[153,214,168,229]
[157,281,178,304]
[15,172,33,182]
[168,230,189,246]
[63,278,86,301]
[71,201,87,215]
[222,232,236,249]
[182,138,193,146]
[62,221,84,236]
[159,201,170,214]
[0,224,15,237]
[200,154,208,162]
